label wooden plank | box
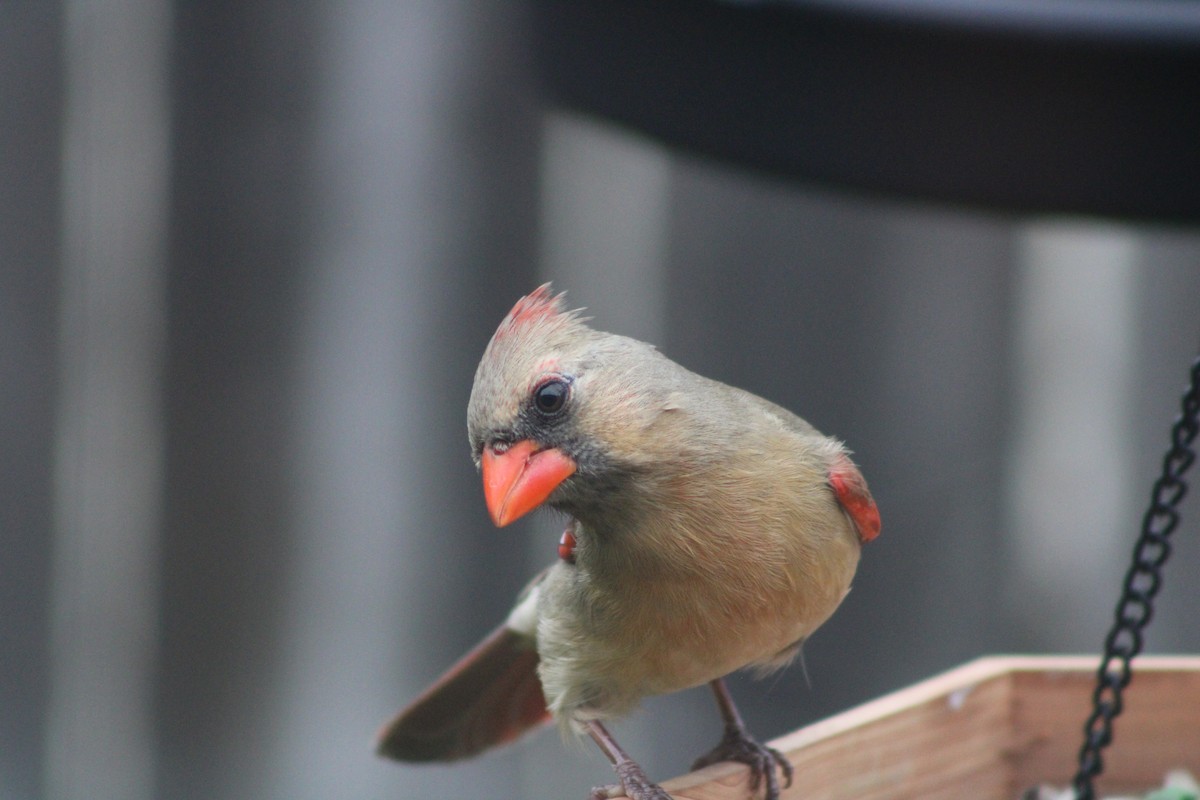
[657,656,1200,800]
[1008,658,1200,795]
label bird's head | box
[467,285,670,527]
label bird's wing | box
[743,390,881,543]
[376,571,553,762]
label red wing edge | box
[829,453,881,543]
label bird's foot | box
[589,759,673,800]
[691,724,793,800]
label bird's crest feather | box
[493,283,583,341]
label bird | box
[376,284,880,800]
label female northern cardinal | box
[377,285,880,800]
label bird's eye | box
[533,378,570,416]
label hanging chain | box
[1071,355,1200,800]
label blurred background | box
[4,2,1199,799]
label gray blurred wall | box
[4,3,1199,799]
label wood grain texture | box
[654,656,1200,800]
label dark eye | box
[533,378,569,415]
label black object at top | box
[531,0,1200,223]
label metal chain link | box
[1072,355,1200,800]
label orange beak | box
[481,440,576,527]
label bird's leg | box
[585,720,672,800]
[691,678,794,800]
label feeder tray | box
[662,655,1200,800]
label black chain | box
[1071,355,1200,800]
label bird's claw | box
[589,759,673,800]
[691,725,793,800]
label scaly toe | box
[691,727,792,800]
[614,760,673,800]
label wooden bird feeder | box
[661,655,1200,800]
